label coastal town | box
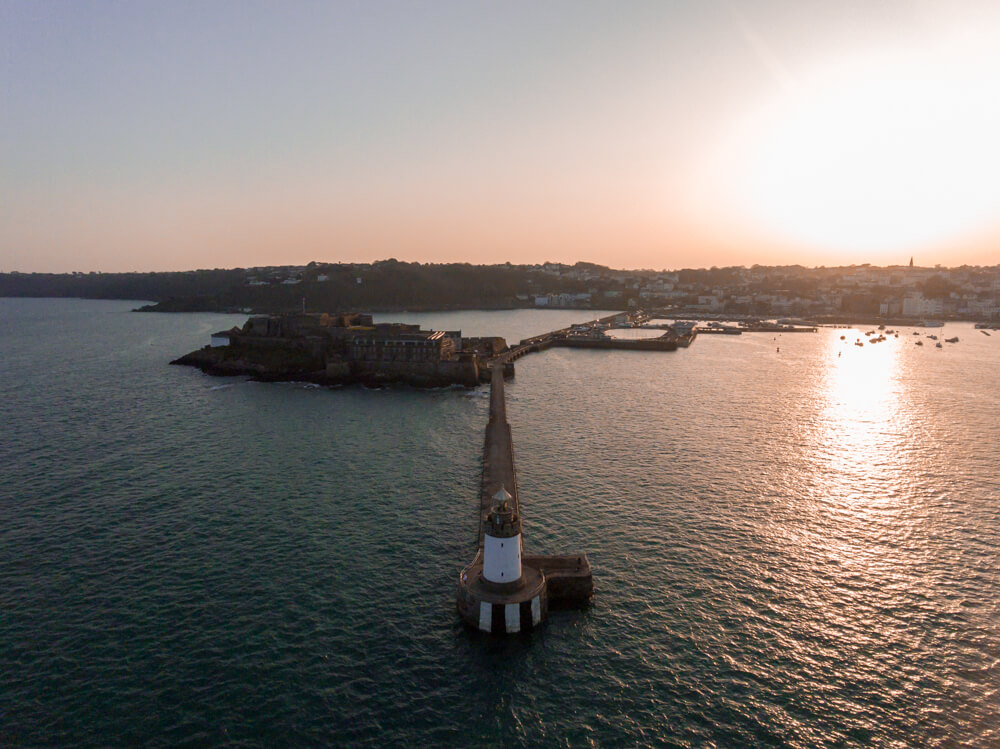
[3,260,999,323]
[513,260,1000,321]
[210,259,1000,321]
[229,259,1000,322]
[153,258,1000,388]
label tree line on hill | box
[0,262,542,313]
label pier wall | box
[551,337,678,351]
[478,365,520,547]
[524,555,593,605]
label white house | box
[902,294,943,318]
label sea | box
[2,298,998,748]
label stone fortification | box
[171,312,497,388]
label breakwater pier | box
[456,364,593,633]
[501,311,691,363]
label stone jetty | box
[456,364,593,634]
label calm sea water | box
[2,298,998,747]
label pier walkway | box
[476,364,520,548]
[458,309,682,632]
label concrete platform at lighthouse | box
[457,554,594,632]
[457,558,547,634]
[457,485,593,633]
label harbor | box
[172,306,824,390]
[171,306,827,635]
[7,301,998,744]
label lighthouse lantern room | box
[482,487,522,586]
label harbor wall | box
[457,362,592,633]
[551,337,678,351]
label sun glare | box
[819,330,908,489]
[712,37,1000,256]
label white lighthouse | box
[457,483,547,633]
[483,487,522,586]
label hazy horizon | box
[4,1,1000,273]
[8,257,999,276]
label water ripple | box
[1,301,998,747]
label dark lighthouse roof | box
[485,487,520,539]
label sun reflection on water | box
[781,331,931,667]
[824,330,901,439]
[808,329,919,520]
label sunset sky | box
[3,1,1000,272]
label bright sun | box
[710,35,1000,257]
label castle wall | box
[351,359,478,387]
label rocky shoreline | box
[170,346,489,388]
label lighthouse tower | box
[457,484,547,633]
[483,487,522,586]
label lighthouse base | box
[457,561,547,634]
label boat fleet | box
[840,322,976,349]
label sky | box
[3,0,1000,272]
